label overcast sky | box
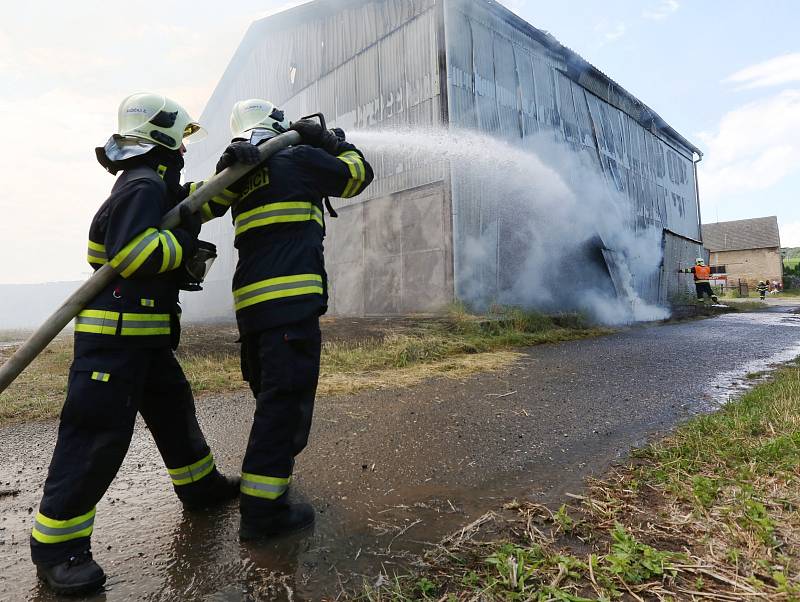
[1,0,798,284]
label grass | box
[355,360,800,601]
[0,306,610,425]
[724,300,769,312]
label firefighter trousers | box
[695,282,715,300]
[30,343,219,566]
[239,316,321,517]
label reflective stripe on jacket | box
[79,165,194,347]
[205,140,374,334]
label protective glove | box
[290,119,345,155]
[215,141,262,174]
[178,204,202,239]
[289,118,324,145]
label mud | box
[2,306,800,600]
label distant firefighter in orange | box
[679,258,719,303]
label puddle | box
[702,342,800,408]
[699,312,800,408]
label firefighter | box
[680,257,719,303]
[756,280,768,300]
[31,93,244,595]
[204,99,374,540]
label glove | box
[290,119,344,155]
[289,118,324,146]
[178,204,202,239]
[215,141,261,174]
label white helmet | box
[117,92,205,150]
[230,99,290,142]
[695,257,705,266]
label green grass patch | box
[723,299,769,312]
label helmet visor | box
[183,122,207,144]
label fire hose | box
[0,129,302,394]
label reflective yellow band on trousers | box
[240,473,291,499]
[233,274,323,311]
[234,202,323,237]
[167,452,215,486]
[87,240,108,266]
[91,371,110,382]
[338,151,367,198]
[31,507,96,544]
[120,313,170,336]
[75,310,119,335]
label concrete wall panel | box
[402,250,449,312]
[326,182,451,315]
[366,255,402,314]
[401,190,445,252]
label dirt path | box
[2,307,800,600]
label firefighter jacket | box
[681,265,711,283]
[201,139,374,335]
[77,158,198,348]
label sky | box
[0,0,798,284]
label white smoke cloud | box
[350,128,670,325]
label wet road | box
[2,307,800,600]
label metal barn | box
[183,0,704,321]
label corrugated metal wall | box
[662,231,705,304]
[444,0,702,307]
[184,0,703,320]
[183,0,452,319]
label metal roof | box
[702,217,781,251]
[471,0,703,158]
[203,0,702,158]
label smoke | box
[349,127,670,325]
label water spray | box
[349,127,670,325]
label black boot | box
[36,550,106,595]
[180,471,241,511]
[240,502,315,541]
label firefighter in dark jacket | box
[205,99,374,539]
[680,257,719,303]
[30,93,241,595]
